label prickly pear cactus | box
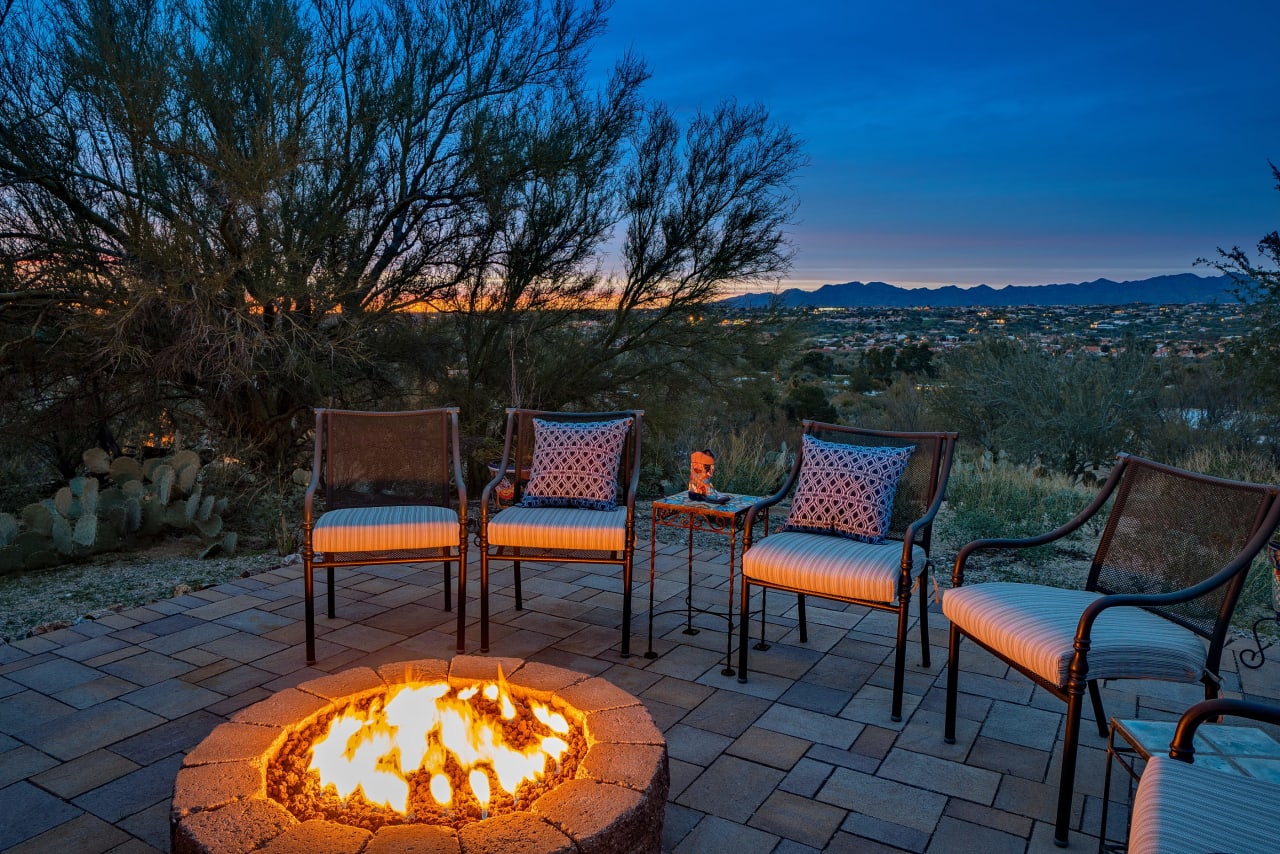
[171,449,201,472]
[176,463,199,495]
[77,477,99,516]
[72,514,97,550]
[83,447,111,475]
[0,513,17,546]
[54,486,78,518]
[152,464,175,506]
[109,455,143,482]
[49,513,73,556]
[2,444,241,569]
[21,502,53,535]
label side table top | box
[1114,717,1280,783]
[652,492,762,517]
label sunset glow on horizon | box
[592,0,1279,292]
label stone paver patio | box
[3,537,1279,852]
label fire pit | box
[171,656,668,854]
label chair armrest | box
[952,533,1070,586]
[1168,698,1280,762]
[625,416,642,512]
[479,411,519,526]
[951,458,1127,586]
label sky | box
[589,0,1280,291]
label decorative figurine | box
[688,449,730,503]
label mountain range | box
[718,273,1244,309]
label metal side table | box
[646,492,767,676]
[1099,715,1280,852]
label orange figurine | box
[688,449,728,502]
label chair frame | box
[737,421,958,721]
[943,452,1280,847]
[302,407,468,663]
[476,407,643,655]
[1166,697,1280,762]
[1123,698,1280,853]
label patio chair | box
[1128,697,1280,854]
[476,408,643,654]
[737,422,958,721]
[943,453,1280,847]
[302,407,467,663]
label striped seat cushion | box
[313,505,459,554]
[942,583,1207,687]
[1130,754,1280,854]
[487,506,626,552]
[742,531,925,604]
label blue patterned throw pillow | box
[520,417,632,511]
[782,435,914,543]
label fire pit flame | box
[306,678,570,817]
[174,658,670,854]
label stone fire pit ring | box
[171,655,669,854]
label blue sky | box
[591,0,1280,290]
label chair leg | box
[944,624,961,743]
[304,554,316,664]
[326,567,336,619]
[737,579,751,683]
[1203,674,1220,702]
[456,551,467,655]
[1054,686,1086,847]
[797,593,807,643]
[917,571,931,668]
[480,550,490,653]
[621,552,632,658]
[891,595,910,722]
[513,560,522,611]
[1087,680,1108,738]
[443,561,452,612]
[755,588,770,651]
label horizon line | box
[720,270,1227,295]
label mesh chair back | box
[803,423,956,547]
[320,409,454,510]
[507,409,642,505]
[1089,456,1278,639]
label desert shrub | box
[0,440,58,513]
[1173,441,1280,485]
[643,416,794,498]
[938,448,1098,582]
[838,375,938,432]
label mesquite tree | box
[0,0,802,471]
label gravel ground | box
[0,499,727,643]
[0,539,285,642]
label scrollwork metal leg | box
[1240,613,1280,669]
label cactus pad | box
[21,503,54,535]
[72,514,97,548]
[83,447,111,474]
[171,449,201,472]
[154,465,175,505]
[109,455,143,482]
[175,462,199,495]
[54,486,77,518]
[0,513,17,546]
